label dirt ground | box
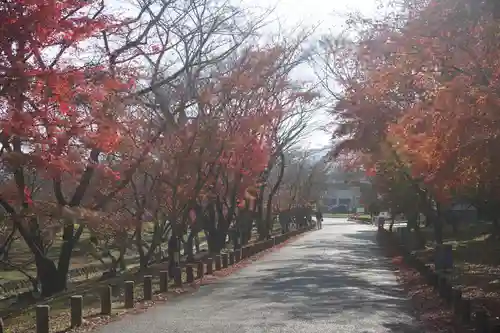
[411,222,500,318]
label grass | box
[0,221,278,289]
[1,230,128,283]
[0,232,209,312]
[324,213,371,219]
[0,228,206,284]
[410,221,500,316]
[324,213,350,218]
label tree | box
[324,0,500,242]
[194,45,316,251]
[0,0,135,296]
[251,34,320,240]
[0,0,331,299]
[0,0,267,296]
[274,149,329,210]
[385,0,500,224]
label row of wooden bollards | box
[5,247,251,333]
[384,227,500,333]
[32,269,178,333]
[1,228,315,333]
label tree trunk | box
[35,255,62,296]
[143,222,162,267]
[135,224,148,269]
[389,217,395,232]
[238,207,254,245]
[492,217,499,238]
[194,233,200,253]
[185,231,195,262]
[428,207,443,245]
[205,229,227,254]
[203,203,218,253]
[14,217,69,296]
[256,185,266,240]
[55,223,81,292]
[450,215,458,234]
[264,151,286,238]
[216,232,226,253]
[206,231,217,253]
[167,234,180,278]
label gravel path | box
[95,218,423,333]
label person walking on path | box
[315,209,323,229]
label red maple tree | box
[0,0,131,295]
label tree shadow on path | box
[226,227,422,332]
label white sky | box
[108,0,379,151]
[239,0,379,150]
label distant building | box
[320,178,370,212]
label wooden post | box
[186,265,194,283]
[143,275,153,301]
[196,262,204,279]
[111,283,120,297]
[174,267,183,287]
[101,285,112,315]
[159,270,169,293]
[70,295,83,328]
[215,255,222,271]
[222,253,229,268]
[241,247,247,259]
[155,250,162,264]
[36,305,50,333]
[0,317,4,333]
[124,281,134,308]
[206,257,213,274]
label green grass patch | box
[324,213,350,218]
[324,213,371,219]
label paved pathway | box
[96,218,422,333]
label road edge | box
[72,226,318,333]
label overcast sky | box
[239,0,379,150]
[111,0,379,151]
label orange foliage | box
[331,0,500,201]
